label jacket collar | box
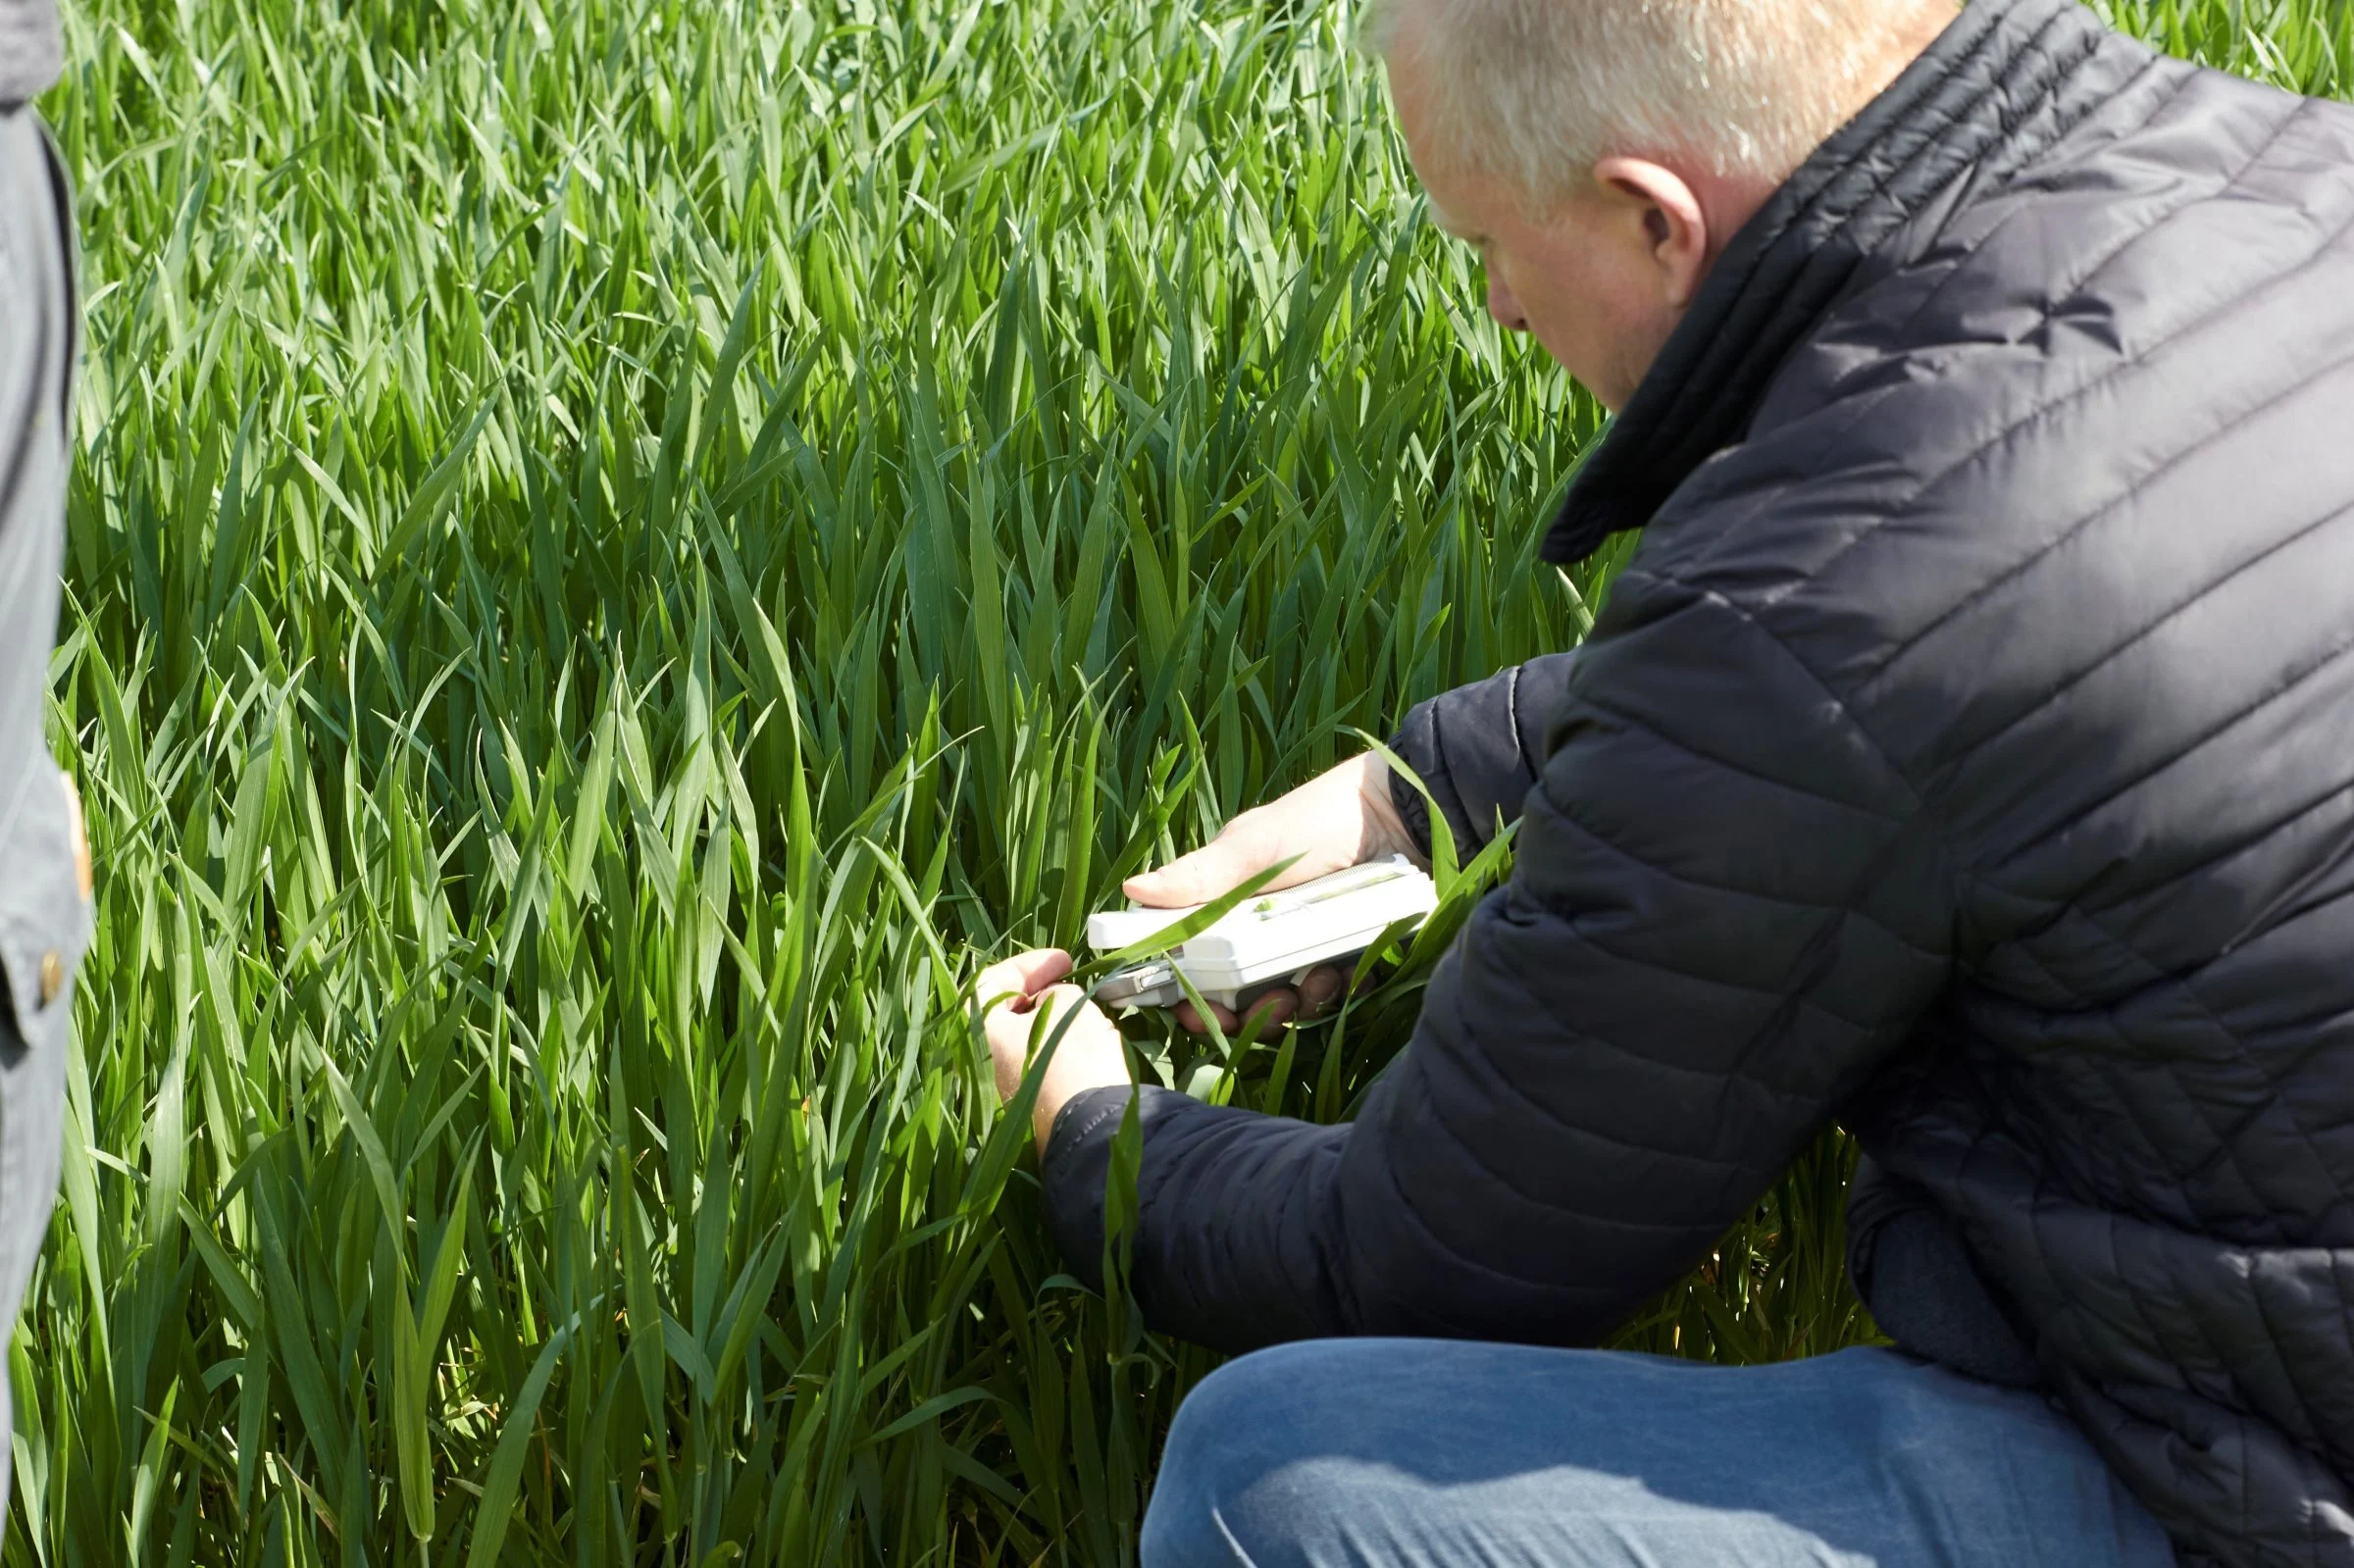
[1541,0,2119,564]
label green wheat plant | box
[16,0,2348,1560]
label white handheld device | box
[1088,856,1439,1012]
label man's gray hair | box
[1364,0,1959,208]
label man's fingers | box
[1030,984,1092,1017]
[1124,833,1262,909]
[1124,821,1338,907]
[1297,967,1344,1016]
[975,948,1075,1012]
[985,978,1093,1065]
[1240,990,1299,1033]
[1125,759,1384,908]
[1175,988,1308,1037]
[1007,985,1101,1046]
[1172,997,1240,1036]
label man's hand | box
[977,949,1130,1147]
[1122,752,1422,1036]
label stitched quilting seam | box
[1366,1066,1675,1301]
[2082,777,2354,947]
[1693,43,2192,542]
[1978,533,2354,867]
[1399,1040,1762,1218]
[1530,783,1946,965]
[1823,59,2225,411]
[1578,571,1932,813]
[1458,921,1875,1091]
[2116,907,2354,1258]
[1551,683,1912,830]
[1783,166,2354,644]
[1897,379,2354,749]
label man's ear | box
[1592,156,1711,311]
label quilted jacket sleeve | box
[1043,568,1959,1352]
[1385,653,1579,857]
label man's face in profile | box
[1380,6,1718,412]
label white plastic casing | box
[1089,857,1438,1010]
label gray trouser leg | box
[0,103,85,1523]
[0,1004,68,1513]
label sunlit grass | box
[17,0,2347,1559]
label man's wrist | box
[1356,752,1421,867]
[1041,1083,1138,1164]
[1033,1041,1133,1147]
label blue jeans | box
[1143,1341,2176,1567]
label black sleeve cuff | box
[1390,657,1574,859]
[1038,1085,1361,1349]
[1386,734,1436,863]
[1847,1155,2043,1389]
[1389,690,1476,859]
[1041,1085,1187,1294]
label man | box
[0,0,88,1519]
[981,0,2354,1561]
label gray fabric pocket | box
[0,762,88,1050]
[0,112,81,1051]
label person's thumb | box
[1021,986,1109,1059]
[1033,984,1094,1020]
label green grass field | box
[17,0,2351,1560]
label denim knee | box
[1141,1341,1363,1568]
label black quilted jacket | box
[1042,2,2354,1558]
